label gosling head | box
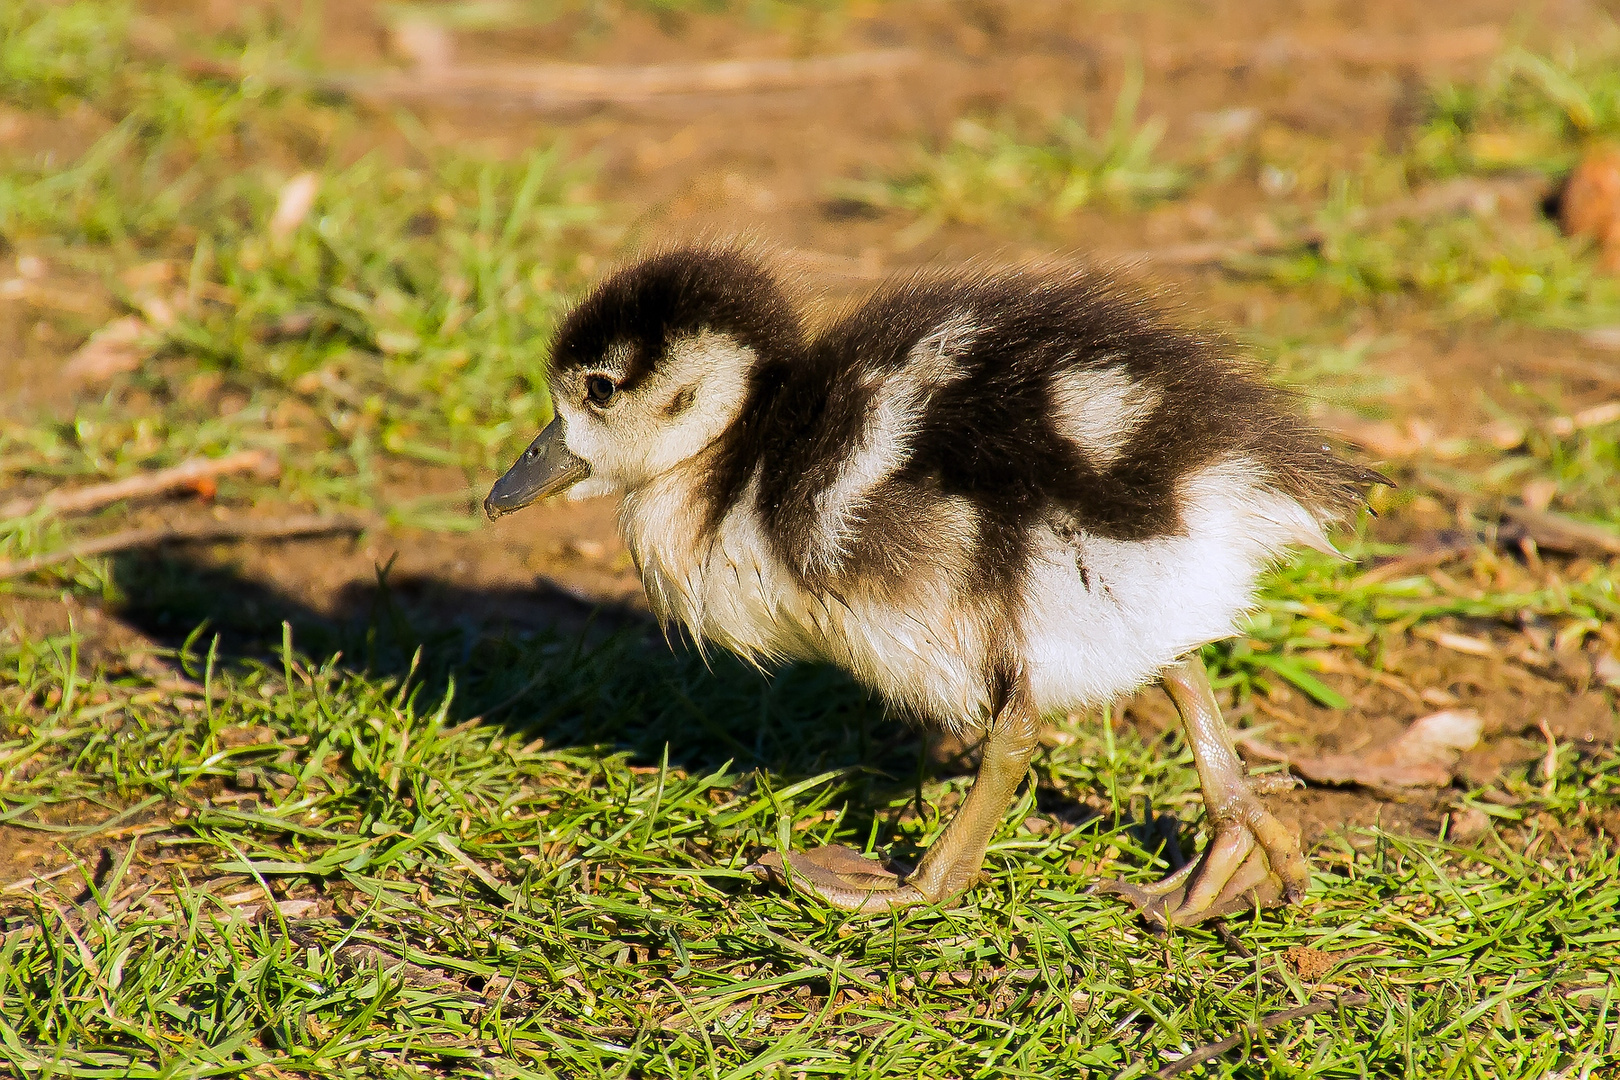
[485,247,801,518]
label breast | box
[621,472,999,731]
[1019,456,1333,711]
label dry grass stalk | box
[0,450,281,521]
[0,514,367,580]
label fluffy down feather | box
[538,246,1383,734]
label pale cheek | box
[562,408,648,484]
[641,386,745,475]
[558,409,609,468]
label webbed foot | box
[749,673,1042,916]
[1097,780,1306,926]
[1099,656,1311,928]
[748,845,927,913]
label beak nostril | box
[485,416,589,516]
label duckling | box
[486,245,1384,926]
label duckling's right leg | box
[749,675,1040,914]
[1099,655,1309,926]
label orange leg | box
[1098,655,1308,926]
[751,675,1039,913]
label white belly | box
[1021,459,1330,710]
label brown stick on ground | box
[0,515,367,580]
[164,49,920,110]
[1153,994,1374,1079]
[1135,24,1501,71]
[1119,175,1544,268]
[0,450,281,522]
[1502,505,1620,558]
[1413,473,1620,560]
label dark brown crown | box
[549,246,804,392]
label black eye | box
[585,375,616,405]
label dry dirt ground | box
[3,0,1617,890]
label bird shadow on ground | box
[104,548,958,838]
[103,547,1187,874]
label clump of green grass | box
[1415,47,1620,178]
[834,66,1186,246]
[1242,206,1620,326]
[1238,47,1620,324]
[0,0,129,108]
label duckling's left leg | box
[1099,655,1309,926]
[749,675,1040,914]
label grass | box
[1414,47,1620,179]
[843,38,1620,327]
[1234,46,1620,325]
[832,65,1187,248]
[1,2,1618,1077]
[1239,206,1620,326]
[1,0,602,538]
[1,604,1616,1077]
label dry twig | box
[1135,24,1501,71]
[172,50,920,110]
[62,315,156,383]
[0,514,366,580]
[1120,175,1543,268]
[1501,504,1620,558]
[1152,994,1374,1079]
[1417,473,1620,560]
[0,450,281,521]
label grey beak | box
[485,417,590,520]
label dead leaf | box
[1240,709,1483,790]
[1561,147,1620,271]
[62,316,154,383]
[387,17,455,73]
[1597,652,1620,689]
[1285,946,1336,981]
[269,172,320,242]
[1522,478,1558,513]
[1484,420,1527,450]
[1421,629,1495,657]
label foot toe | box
[749,845,921,911]
[1094,877,1184,926]
[1102,814,1304,928]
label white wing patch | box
[1050,365,1160,468]
[803,313,976,575]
